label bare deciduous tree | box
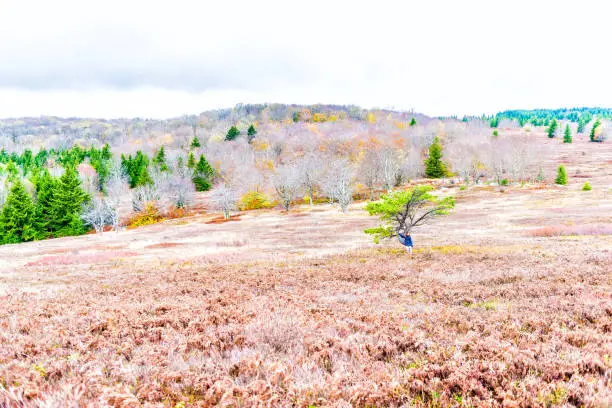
[296,153,322,206]
[273,163,301,211]
[81,196,112,234]
[321,159,354,213]
[168,172,196,209]
[210,183,238,219]
[378,148,401,192]
[359,151,381,200]
[105,164,130,231]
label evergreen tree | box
[490,116,499,128]
[34,149,48,168]
[247,124,257,143]
[409,117,417,126]
[563,124,572,143]
[547,119,558,138]
[424,137,447,178]
[21,149,33,176]
[153,146,168,171]
[577,120,586,134]
[187,151,196,169]
[5,161,19,181]
[225,126,240,141]
[0,180,39,244]
[190,136,201,149]
[34,170,57,236]
[192,154,214,192]
[0,148,8,163]
[590,119,602,142]
[555,165,567,185]
[51,166,89,237]
[122,151,151,187]
[101,143,112,160]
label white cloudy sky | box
[0,0,609,118]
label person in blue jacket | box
[398,230,413,255]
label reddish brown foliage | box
[1,246,611,407]
[528,224,612,237]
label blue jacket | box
[398,232,413,247]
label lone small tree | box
[210,183,238,219]
[273,164,300,212]
[192,154,214,192]
[563,124,572,143]
[190,136,201,149]
[225,126,240,141]
[409,117,417,126]
[364,185,454,244]
[424,137,446,178]
[555,165,567,185]
[547,119,558,138]
[187,151,196,169]
[153,146,168,171]
[321,159,354,213]
[590,119,605,142]
[247,124,257,143]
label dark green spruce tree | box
[153,146,168,171]
[424,137,447,178]
[34,169,57,237]
[190,136,201,149]
[547,119,558,138]
[0,180,39,244]
[192,154,214,191]
[51,166,89,237]
[247,124,257,143]
[563,124,572,143]
[225,126,240,141]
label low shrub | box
[129,202,164,228]
[582,182,592,191]
[238,191,274,210]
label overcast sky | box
[0,0,609,118]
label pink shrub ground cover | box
[1,243,611,407]
[24,251,139,267]
[528,224,612,237]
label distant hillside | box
[493,107,612,127]
[0,104,430,151]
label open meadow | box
[0,130,611,407]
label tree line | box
[0,139,217,244]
